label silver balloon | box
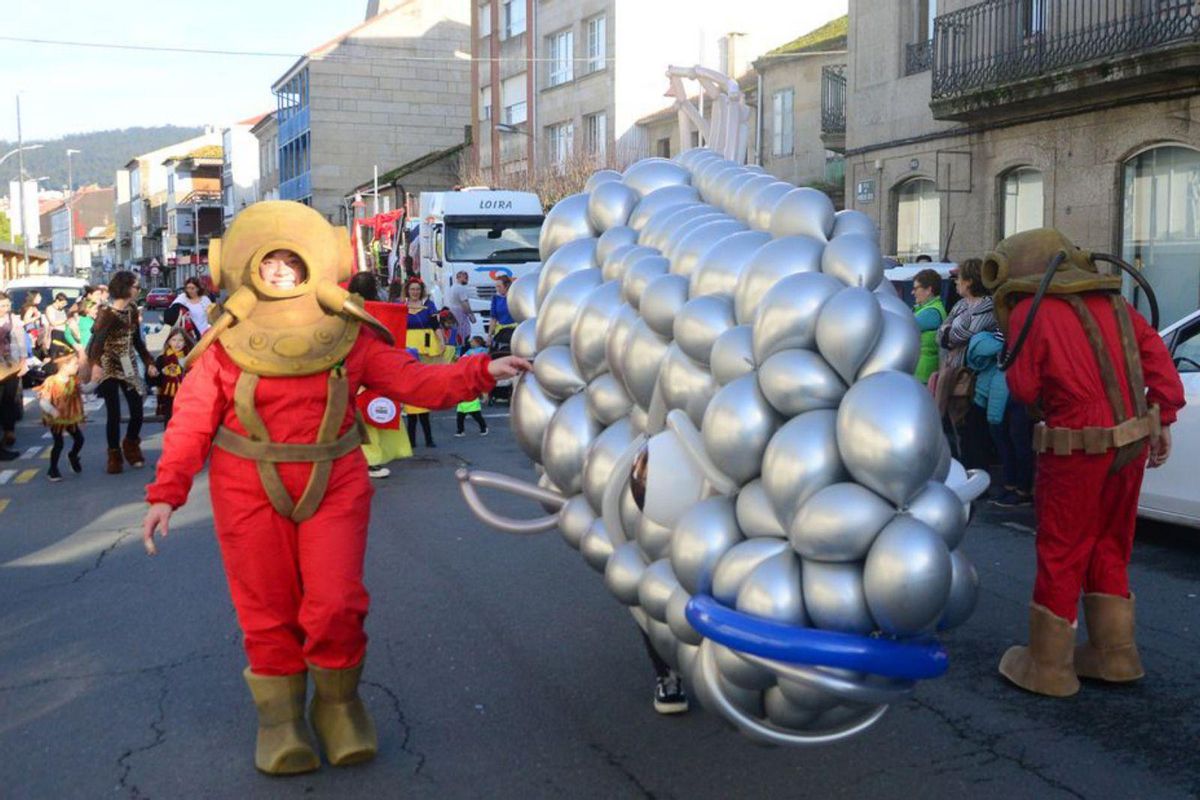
[705,165,749,208]
[586,372,634,426]
[667,586,703,645]
[627,185,702,232]
[670,219,748,278]
[768,187,836,241]
[558,494,596,550]
[832,208,878,239]
[600,243,645,284]
[537,238,598,308]
[674,295,735,365]
[814,287,883,384]
[541,392,602,495]
[584,168,622,192]
[701,375,782,486]
[735,550,806,625]
[711,538,791,605]
[669,495,743,595]
[629,405,649,435]
[582,418,636,511]
[539,192,597,261]
[821,233,884,290]
[757,349,846,417]
[905,481,969,550]
[801,559,875,634]
[760,410,846,524]
[710,325,756,386]
[507,270,540,323]
[623,158,691,198]
[763,686,821,729]
[657,343,719,429]
[638,558,680,622]
[735,235,828,325]
[604,540,649,605]
[536,268,603,350]
[621,254,669,308]
[570,280,623,381]
[693,157,736,200]
[604,303,638,386]
[933,433,952,482]
[580,518,615,572]
[938,548,979,631]
[729,174,778,222]
[621,318,671,410]
[875,289,913,318]
[713,643,776,691]
[532,345,587,400]
[857,310,921,380]
[639,202,705,251]
[510,317,538,359]
[595,225,638,268]
[790,482,895,562]
[587,180,640,233]
[863,515,953,636]
[718,172,759,216]
[674,147,714,171]
[836,371,942,506]
[639,273,691,337]
[776,675,840,716]
[747,181,794,233]
[749,270,843,362]
[536,470,564,513]
[661,213,728,262]
[636,513,674,561]
[511,373,560,461]
[734,478,786,538]
[618,482,640,540]
[689,230,772,299]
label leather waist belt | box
[213,425,363,463]
[1032,405,1161,456]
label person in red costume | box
[991,233,1185,699]
[140,202,530,775]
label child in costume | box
[155,327,191,425]
[141,202,530,776]
[37,353,87,482]
[455,337,489,437]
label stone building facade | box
[842,0,1200,327]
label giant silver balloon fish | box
[457,150,990,746]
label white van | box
[2,276,89,312]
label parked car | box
[883,261,962,309]
[144,287,177,310]
[1138,308,1200,529]
[2,276,87,311]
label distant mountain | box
[0,126,206,191]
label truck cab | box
[418,188,544,338]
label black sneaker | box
[68,452,83,474]
[47,467,63,482]
[991,490,1031,508]
[0,447,17,462]
[654,672,689,715]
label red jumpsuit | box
[146,329,495,675]
[1005,295,1185,621]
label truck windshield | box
[444,219,542,263]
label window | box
[586,16,606,72]
[1001,167,1043,238]
[657,137,670,158]
[1022,0,1045,36]
[917,0,937,41]
[547,122,574,168]
[548,30,574,87]
[772,89,794,156]
[896,178,941,261]
[501,0,525,39]
[690,130,700,148]
[585,111,606,160]
[480,86,492,120]
[502,74,527,124]
[479,2,492,37]
[1122,145,1200,327]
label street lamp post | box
[15,95,30,273]
[66,148,81,277]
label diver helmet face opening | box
[249,243,314,299]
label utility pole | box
[16,95,30,276]
[66,148,80,277]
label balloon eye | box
[630,444,649,511]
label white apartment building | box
[251,112,280,202]
[470,0,847,182]
[222,114,266,225]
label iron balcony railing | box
[932,0,1200,99]
[906,39,934,74]
[821,64,847,133]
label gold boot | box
[999,603,1081,697]
[1075,593,1145,682]
[309,661,378,766]
[243,669,320,775]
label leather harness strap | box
[219,368,359,522]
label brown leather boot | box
[122,437,145,467]
[308,660,378,766]
[106,448,124,474]
[1075,593,1145,682]
[999,603,1081,697]
[243,669,320,775]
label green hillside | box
[0,125,205,191]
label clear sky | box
[0,0,364,141]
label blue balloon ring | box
[685,594,949,681]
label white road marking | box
[21,446,41,460]
[0,470,15,485]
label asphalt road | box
[1,386,1198,799]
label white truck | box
[418,189,544,339]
